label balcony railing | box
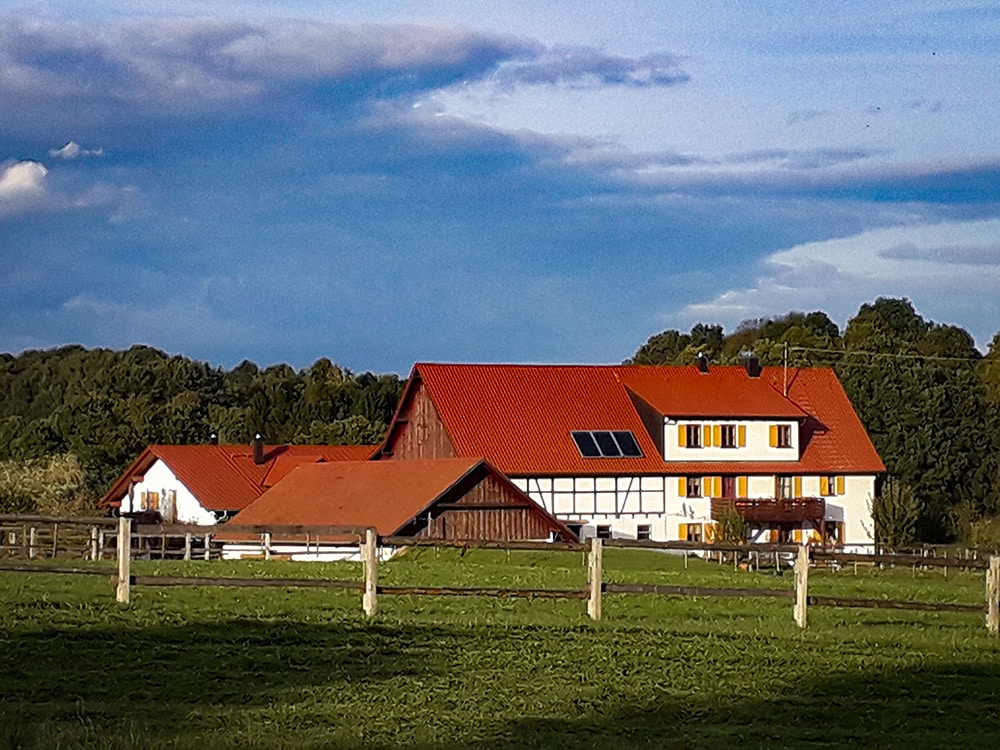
[711,497,826,524]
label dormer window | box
[770,424,793,449]
[571,430,643,458]
[677,424,702,448]
[720,424,737,448]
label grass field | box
[2,548,1000,749]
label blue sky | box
[2,1,999,374]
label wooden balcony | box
[711,497,825,525]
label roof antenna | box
[782,341,789,397]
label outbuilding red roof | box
[225,458,572,538]
[101,444,376,511]
[400,363,883,475]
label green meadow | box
[2,548,999,749]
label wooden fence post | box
[90,526,99,561]
[987,556,999,636]
[794,544,809,628]
[28,527,37,560]
[588,537,603,621]
[362,528,378,617]
[116,516,132,604]
[263,532,272,561]
[98,529,105,561]
[203,533,212,561]
[184,533,192,561]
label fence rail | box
[1,514,997,633]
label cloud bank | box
[675,219,1000,346]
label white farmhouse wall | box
[119,459,217,525]
[663,419,799,462]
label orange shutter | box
[737,475,748,498]
[738,425,746,447]
[706,523,718,542]
[678,477,687,496]
[713,476,722,497]
[836,476,845,495]
[820,476,830,496]
[678,523,687,540]
[769,424,778,447]
[769,528,779,544]
[793,476,802,497]
[793,529,802,543]
[712,425,722,448]
[678,424,687,447]
[702,424,711,447]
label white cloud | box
[671,219,1000,346]
[0,160,48,218]
[48,141,105,159]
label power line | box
[787,346,982,364]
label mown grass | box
[2,549,999,748]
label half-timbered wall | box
[511,472,875,545]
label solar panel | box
[571,430,642,458]
[571,431,601,457]
[613,431,642,457]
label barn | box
[218,457,576,560]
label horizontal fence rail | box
[1,514,997,633]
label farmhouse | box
[101,440,375,524]
[374,360,884,546]
[218,457,575,559]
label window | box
[679,423,702,448]
[571,430,642,458]
[770,424,793,448]
[636,524,652,541]
[720,424,737,448]
[722,476,737,499]
[821,475,845,496]
[684,523,703,542]
[595,525,612,539]
[776,476,793,499]
[686,476,703,498]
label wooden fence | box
[1,514,998,633]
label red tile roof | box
[405,363,883,475]
[224,458,570,537]
[620,365,806,418]
[101,444,376,511]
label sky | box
[2,1,999,374]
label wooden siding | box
[406,464,570,541]
[426,507,559,540]
[383,379,457,461]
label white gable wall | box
[119,459,218,525]
[664,419,800,462]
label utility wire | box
[786,346,983,364]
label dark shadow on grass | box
[467,663,1000,749]
[2,616,1000,749]
[0,617,462,747]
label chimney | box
[696,352,709,374]
[253,433,265,464]
[741,351,761,378]
[209,432,219,445]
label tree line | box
[630,297,1000,544]
[0,345,403,506]
[2,296,998,544]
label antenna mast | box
[783,341,789,397]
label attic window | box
[571,431,643,458]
